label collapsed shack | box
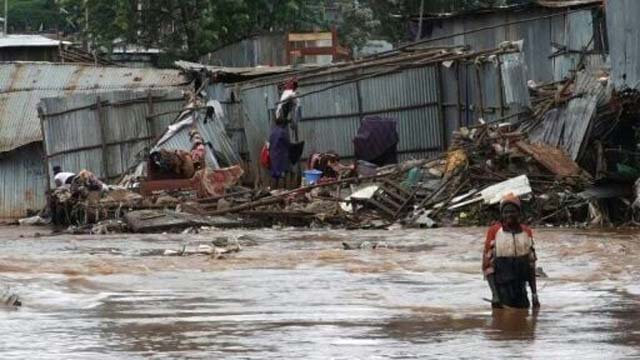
[23,32,640,232]
[178,64,640,229]
[38,92,251,233]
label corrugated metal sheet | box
[154,108,241,169]
[0,62,186,154]
[420,7,601,83]
[236,50,530,171]
[0,35,70,48]
[359,66,442,154]
[39,90,185,184]
[529,69,612,160]
[501,52,531,108]
[607,0,640,90]
[0,143,47,218]
[200,34,287,67]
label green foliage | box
[6,0,509,63]
[6,0,65,32]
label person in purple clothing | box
[269,116,291,189]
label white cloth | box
[494,229,533,258]
[54,172,75,187]
[275,90,299,120]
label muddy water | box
[0,226,638,359]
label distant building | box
[0,34,70,62]
[109,41,162,68]
[201,30,351,68]
[201,33,287,68]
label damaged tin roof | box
[0,62,187,154]
[175,60,302,80]
[0,34,71,48]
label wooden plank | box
[292,47,335,56]
[288,32,333,42]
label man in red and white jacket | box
[482,194,540,309]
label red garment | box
[260,143,271,169]
[482,223,535,276]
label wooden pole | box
[96,96,109,180]
[415,0,424,42]
[3,0,8,36]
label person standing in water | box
[482,194,540,309]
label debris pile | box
[23,62,640,232]
[406,121,591,227]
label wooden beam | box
[288,32,333,42]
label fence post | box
[146,91,155,145]
[37,106,52,192]
[475,64,485,122]
[96,96,109,180]
[496,56,506,118]
[355,77,364,123]
[456,62,463,129]
[436,64,448,151]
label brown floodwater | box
[0,226,638,359]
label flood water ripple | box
[0,227,637,359]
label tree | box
[51,0,504,63]
[5,0,66,33]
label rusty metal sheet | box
[0,62,186,154]
[515,141,587,178]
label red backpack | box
[260,143,270,169]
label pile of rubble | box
[19,63,640,232]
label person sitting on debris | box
[73,169,109,192]
[53,166,76,187]
[482,194,540,309]
[189,129,206,171]
[309,152,355,179]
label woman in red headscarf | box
[482,194,540,309]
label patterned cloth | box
[193,165,244,198]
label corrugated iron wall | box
[234,51,530,178]
[420,7,606,83]
[201,34,287,67]
[39,90,184,186]
[0,62,185,154]
[607,0,640,90]
[0,143,47,218]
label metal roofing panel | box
[175,60,297,77]
[500,52,531,108]
[0,34,70,48]
[529,69,611,160]
[566,10,594,51]
[0,62,185,153]
[154,109,241,169]
[607,0,640,90]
